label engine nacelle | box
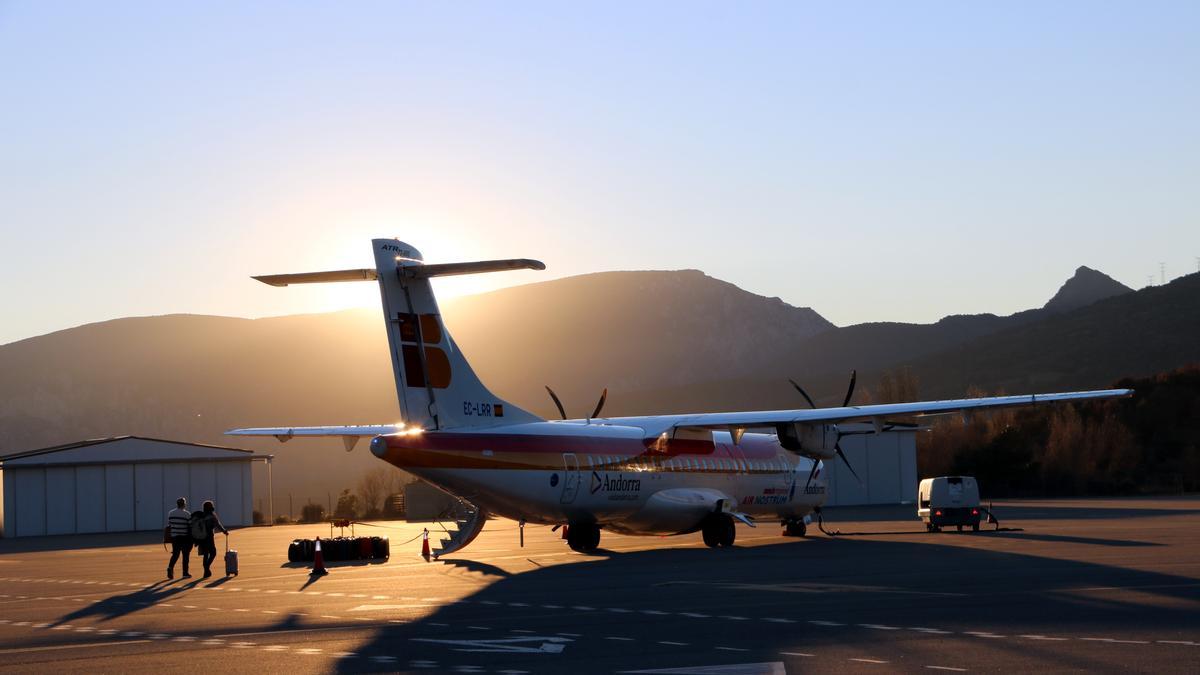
[776,423,838,460]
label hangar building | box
[822,426,920,506]
[0,436,268,538]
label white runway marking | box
[412,635,572,654]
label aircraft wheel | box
[567,524,600,553]
[702,521,720,548]
[783,520,807,537]
[718,515,736,547]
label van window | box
[948,476,963,485]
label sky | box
[2,2,1198,345]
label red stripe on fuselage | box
[384,431,780,457]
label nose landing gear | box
[702,514,737,548]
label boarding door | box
[560,453,581,504]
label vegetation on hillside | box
[918,365,1200,496]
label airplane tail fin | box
[254,238,545,430]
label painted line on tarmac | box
[0,639,153,654]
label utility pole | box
[1195,256,1199,273]
[1147,275,1154,288]
[1160,262,1166,285]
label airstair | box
[431,498,488,559]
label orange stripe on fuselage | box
[379,431,784,471]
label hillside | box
[1042,266,1133,314]
[442,269,833,410]
[3,264,1189,508]
[0,269,833,505]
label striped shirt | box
[168,508,191,537]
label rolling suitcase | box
[224,535,239,576]
[373,536,390,560]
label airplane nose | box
[370,435,387,457]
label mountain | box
[1043,266,1133,314]
[0,270,832,506]
[4,264,1189,508]
[607,271,1200,414]
[442,270,833,411]
[906,271,1200,397]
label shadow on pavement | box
[50,577,205,626]
[330,532,1200,673]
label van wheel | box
[972,523,980,532]
[957,525,963,532]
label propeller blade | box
[841,370,857,408]
[803,460,820,490]
[835,442,863,486]
[788,379,817,409]
[590,388,608,419]
[544,385,567,420]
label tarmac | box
[1,497,1198,674]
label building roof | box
[0,435,253,467]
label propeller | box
[545,386,567,420]
[590,388,608,420]
[544,386,609,421]
[789,370,862,489]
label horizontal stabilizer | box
[252,259,544,287]
[405,258,545,278]
[227,424,402,440]
[253,269,377,287]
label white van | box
[918,476,982,532]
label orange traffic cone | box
[420,528,431,562]
[310,536,329,576]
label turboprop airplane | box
[228,238,1133,557]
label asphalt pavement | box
[1,497,1198,673]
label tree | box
[300,503,325,523]
[334,488,359,519]
[357,466,413,519]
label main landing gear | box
[566,523,601,552]
[782,519,807,537]
[702,514,736,548]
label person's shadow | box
[51,576,205,626]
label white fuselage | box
[373,421,827,535]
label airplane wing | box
[642,388,1133,434]
[225,425,403,451]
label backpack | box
[190,511,208,541]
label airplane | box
[228,238,1133,557]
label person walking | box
[166,497,193,579]
[194,500,229,578]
